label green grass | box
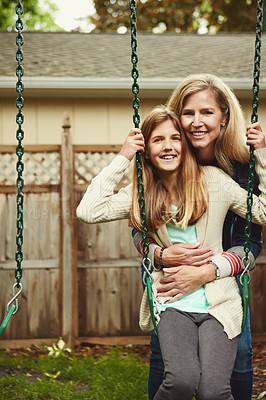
[0,347,241,400]
[0,348,149,400]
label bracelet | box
[208,260,220,279]
[159,247,166,269]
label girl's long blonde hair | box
[167,74,249,176]
[130,106,208,233]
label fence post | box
[60,113,78,347]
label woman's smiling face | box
[180,89,227,156]
[146,119,182,179]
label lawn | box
[0,342,149,400]
[0,339,265,400]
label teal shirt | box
[156,206,209,314]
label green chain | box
[129,0,149,261]
[244,0,263,262]
[130,0,157,332]
[130,1,140,129]
[241,0,263,333]
[0,0,24,335]
[15,0,25,287]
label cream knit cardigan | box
[76,148,266,339]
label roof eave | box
[1,77,265,98]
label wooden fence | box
[0,116,265,347]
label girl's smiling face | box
[180,89,227,158]
[146,119,182,179]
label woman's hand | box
[157,263,216,301]
[119,128,145,161]
[246,122,266,149]
[155,243,214,267]
[154,243,215,301]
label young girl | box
[76,106,266,399]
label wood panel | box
[77,218,138,261]
[60,123,78,346]
[0,192,60,261]
[0,263,60,340]
[249,263,266,333]
[0,189,61,341]
[78,260,143,337]
[0,145,60,153]
[5,194,16,261]
[0,195,6,259]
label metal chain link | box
[15,0,25,286]
[130,0,150,265]
[130,0,140,129]
[244,0,264,262]
[130,0,156,332]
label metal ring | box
[240,270,251,286]
[142,258,153,286]
[240,257,251,286]
[7,282,23,315]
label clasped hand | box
[157,243,215,303]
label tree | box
[207,0,266,32]
[91,0,203,33]
[0,0,63,31]
[90,0,266,33]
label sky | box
[50,0,96,32]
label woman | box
[133,74,263,400]
[76,105,266,399]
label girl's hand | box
[119,128,145,161]
[246,122,266,149]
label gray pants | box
[154,308,240,400]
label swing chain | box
[251,0,263,126]
[130,2,156,332]
[0,1,25,336]
[243,0,263,265]
[130,0,150,277]
[15,0,25,287]
[130,0,140,129]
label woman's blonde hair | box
[167,73,249,175]
[130,106,208,233]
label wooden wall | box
[0,138,146,345]
[77,217,143,337]
[0,192,61,340]
[0,97,165,146]
[249,229,266,333]
[1,95,266,146]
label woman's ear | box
[221,116,228,128]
